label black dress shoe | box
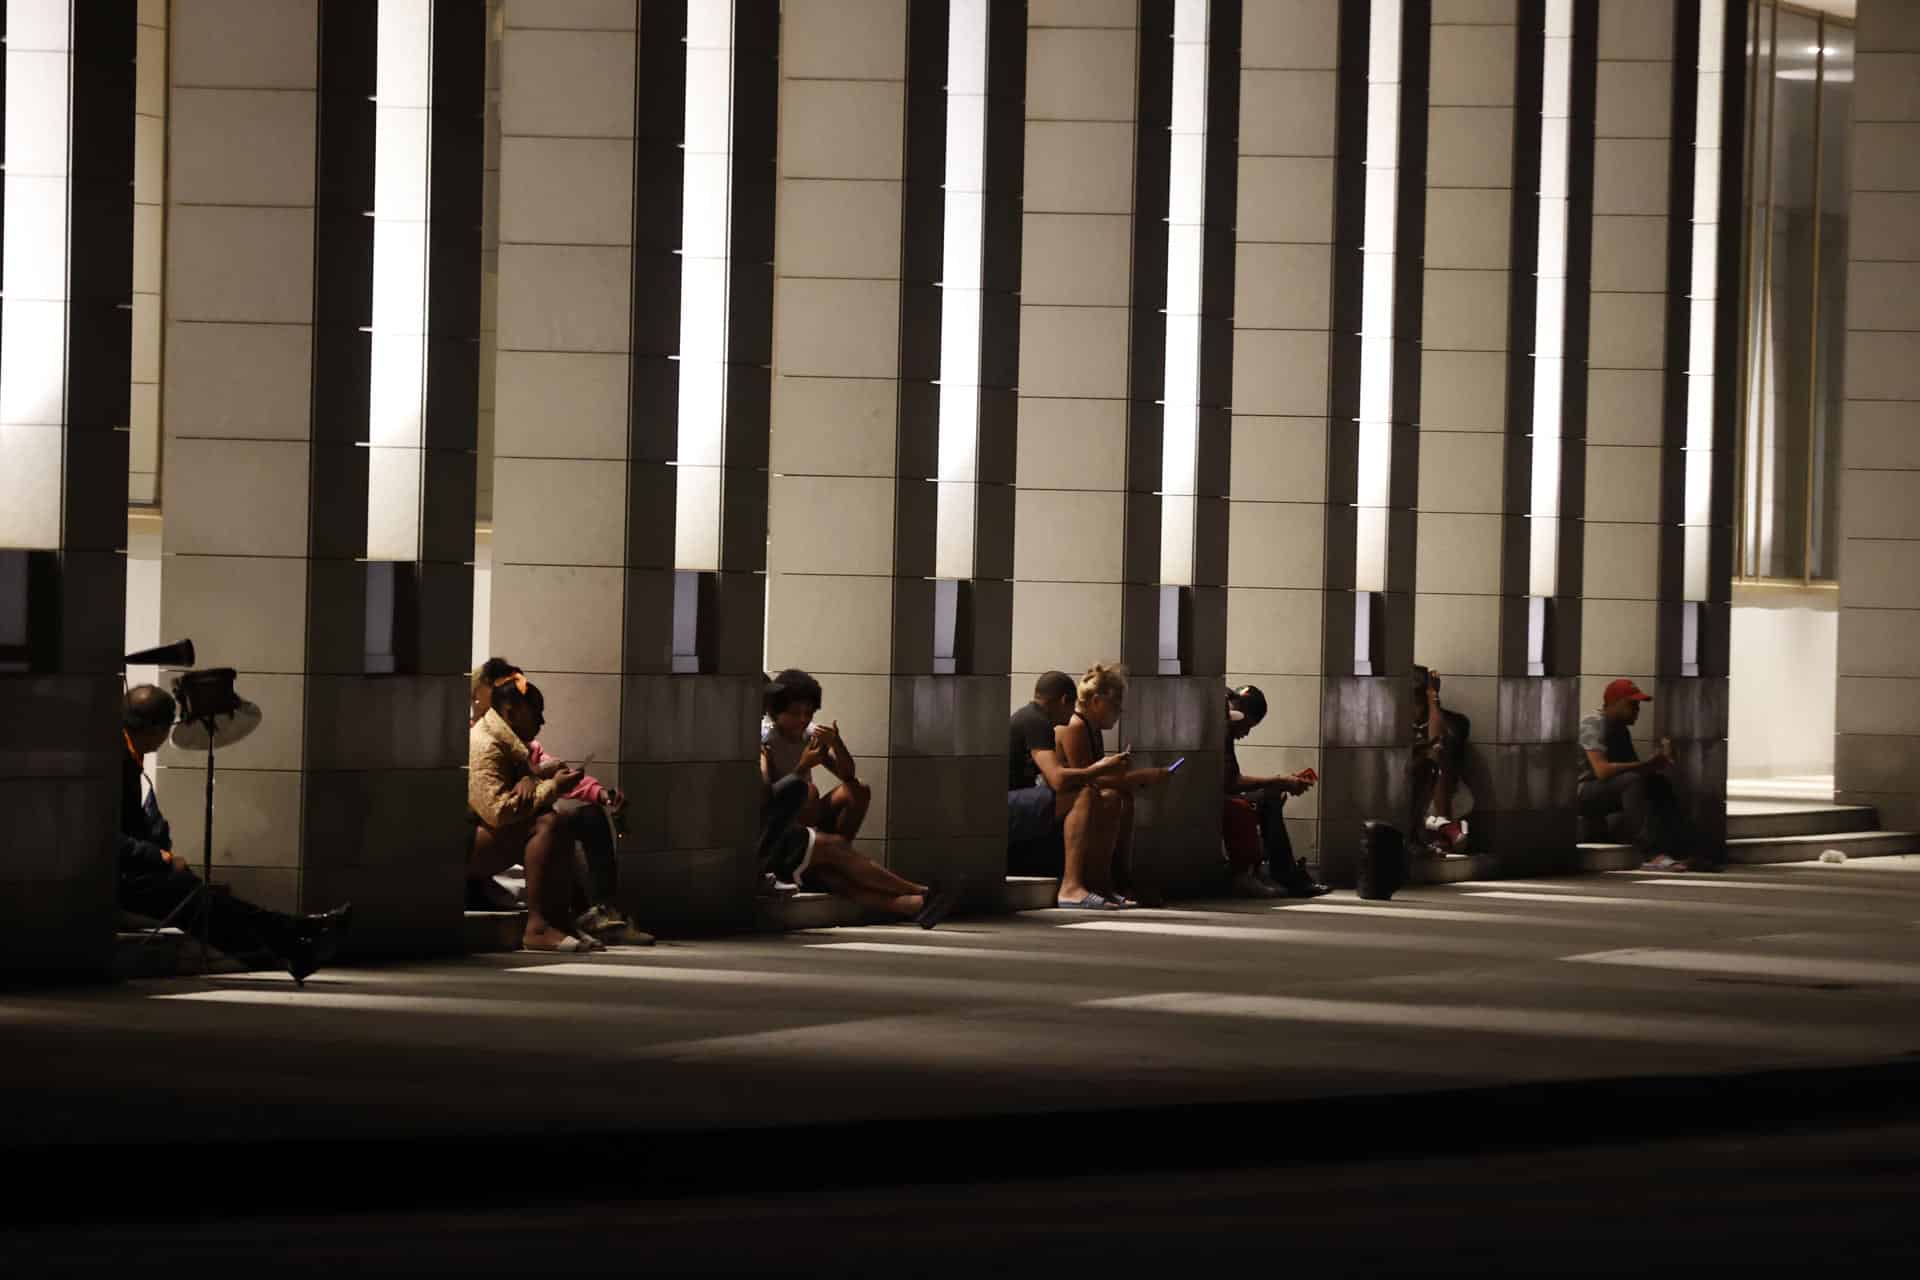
[283,903,352,985]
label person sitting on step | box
[119,684,351,982]
[757,670,961,928]
[471,660,649,946]
[761,668,872,843]
[469,672,608,953]
[1007,669,1133,899]
[1221,684,1329,899]
[1577,678,1721,873]
[1053,662,1174,908]
[1411,666,1474,855]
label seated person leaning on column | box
[756,675,962,929]
[1055,662,1174,908]
[1007,670,1132,905]
[1220,684,1329,899]
[761,668,871,841]
[470,660,649,946]
[1411,667,1474,854]
[469,672,604,952]
[1577,679,1721,873]
[119,685,351,981]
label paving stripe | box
[1272,902,1635,929]
[1625,876,1907,895]
[1463,890,1852,917]
[151,989,507,1013]
[1080,992,1878,1051]
[805,941,1061,961]
[506,964,784,985]
[1057,919,1539,957]
[1561,948,1920,985]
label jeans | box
[554,798,619,906]
[1579,770,1690,858]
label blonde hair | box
[1077,661,1128,706]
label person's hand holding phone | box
[1094,749,1132,776]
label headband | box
[492,672,528,696]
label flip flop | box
[1055,893,1120,910]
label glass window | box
[1736,1,1852,584]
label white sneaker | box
[1231,869,1280,899]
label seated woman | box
[469,671,602,953]
[471,660,649,946]
[1053,662,1173,908]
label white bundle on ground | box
[1819,849,1848,864]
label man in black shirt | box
[120,684,351,980]
[1007,670,1130,903]
[1222,685,1328,898]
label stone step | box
[1410,853,1495,884]
[112,929,248,980]
[462,910,526,952]
[1574,843,1644,873]
[1726,805,1878,840]
[1725,829,1920,865]
[752,892,862,932]
[1001,875,1060,911]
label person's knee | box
[845,778,872,804]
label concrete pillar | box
[1579,0,1675,753]
[1835,0,1920,831]
[159,1,479,952]
[0,2,136,977]
[1226,0,1346,873]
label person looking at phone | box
[1007,670,1134,906]
[1221,684,1329,899]
[1412,667,1474,855]
[761,668,871,843]
[1577,679,1720,872]
[1054,663,1174,908]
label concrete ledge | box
[1727,805,1877,840]
[111,930,248,981]
[1726,830,1920,864]
[462,911,525,952]
[1000,875,1059,911]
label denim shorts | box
[1007,783,1059,844]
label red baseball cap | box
[1604,678,1652,704]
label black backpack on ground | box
[1356,821,1410,900]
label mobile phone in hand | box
[1166,757,1186,773]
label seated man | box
[1007,670,1131,903]
[1411,667,1474,855]
[119,685,350,982]
[1578,679,1720,872]
[756,695,960,930]
[1221,684,1329,899]
[471,661,649,946]
[762,668,871,842]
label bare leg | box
[1097,791,1135,898]
[809,837,927,896]
[805,864,922,916]
[823,779,872,841]
[520,812,579,947]
[1059,786,1106,900]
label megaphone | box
[124,638,195,668]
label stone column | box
[1226,0,1347,872]
[0,2,136,977]
[160,1,479,952]
[1579,0,1675,752]
[1835,0,1920,831]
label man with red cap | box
[1576,679,1717,871]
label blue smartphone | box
[1167,757,1187,773]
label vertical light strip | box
[935,0,989,581]
[1158,0,1208,586]
[676,2,734,573]
[1684,0,1727,601]
[1528,0,1573,599]
[0,0,75,550]
[367,0,433,561]
[1355,0,1402,593]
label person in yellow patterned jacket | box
[467,671,601,953]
